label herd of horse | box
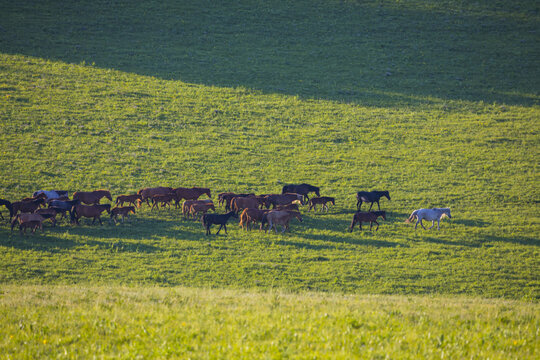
[0,183,451,235]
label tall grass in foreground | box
[0,285,538,359]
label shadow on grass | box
[1,1,538,106]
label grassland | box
[1,285,538,359]
[0,0,539,357]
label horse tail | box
[405,210,418,223]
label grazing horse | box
[308,197,335,212]
[406,208,451,230]
[115,194,142,207]
[349,211,386,231]
[137,187,173,207]
[32,190,69,200]
[71,204,111,225]
[356,191,391,211]
[73,190,112,205]
[110,206,136,223]
[0,199,13,220]
[239,208,270,231]
[264,210,303,233]
[202,211,238,235]
[282,183,320,202]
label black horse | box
[356,191,391,211]
[202,211,238,235]
[0,199,13,220]
[48,199,80,219]
[281,183,320,202]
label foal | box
[307,197,335,212]
[202,211,238,235]
[110,206,136,223]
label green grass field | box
[0,0,539,357]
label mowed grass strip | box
[0,285,538,359]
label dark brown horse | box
[71,204,111,225]
[231,196,260,213]
[349,211,386,231]
[110,206,136,223]
[264,193,303,208]
[73,190,112,205]
[11,198,46,218]
[307,197,335,212]
[282,183,320,202]
[151,193,175,210]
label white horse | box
[406,208,451,230]
[32,190,68,200]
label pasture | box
[0,0,538,357]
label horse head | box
[383,191,391,200]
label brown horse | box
[264,210,303,233]
[34,208,58,226]
[264,193,304,209]
[73,190,112,205]
[115,194,142,207]
[151,193,175,210]
[182,200,213,218]
[239,208,270,231]
[231,196,259,213]
[71,204,111,225]
[173,187,212,208]
[219,193,255,211]
[189,203,216,220]
[11,198,46,218]
[18,220,43,234]
[307,197,335,212]
[110,206,136,223]
[349,211,386,231]
[11,213,47,232]
[137,187,173,207]
[275,203,300,212]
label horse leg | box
[357,200,362,210]
[374,220,379,231]
[368,202,374,211]
[437,219,441,230]
[377,201,381,211]
[428,220,435,229]
[216,224,223,235]
[223,224,228,234]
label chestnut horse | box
[137,187,173,207]
[231,196,259,213]
[71,204,111,225]
[189,203,216,220]
[182,200,213,218]
[173,187,212,208]
[151,193,175,210]
[11,213,48,232]
[349,211,386,231]
[11,198,46,219]
[239,208,270,231]
[73,190,112,205]
[115,194,142,207]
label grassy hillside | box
[0,1,538,297]
[1,285,538,359]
